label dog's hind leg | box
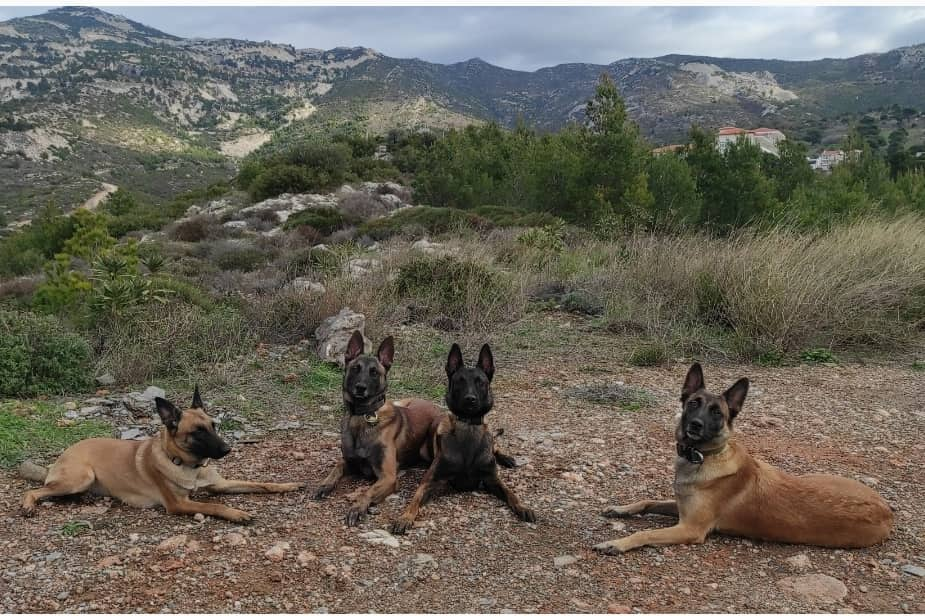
[603,499,678,519]
[21,466,95,517]
[483,473,536,523]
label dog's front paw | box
[495,452,517,468]
[391,517,414,535]
[515,506,537,523]
[593,539,631,555]
[602,505,633,519]
[312,484,335,500]
[20,504,36,518]
[223,508,254,524]
[345,506,366,527]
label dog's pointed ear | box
[681,363,704,402]
[345,330,365,365]
[192,383,203,409]
[478,343,495,382]
[155,397,181,432]
[723,378,749,420]
[446,343,464,377]
[377,336,394,372]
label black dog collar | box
[676,442,705,465]
[455,415,484,426]
[172,456,209,469]
[347,391,387,417]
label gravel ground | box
[1,332,923,613]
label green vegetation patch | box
[0,401,111,467]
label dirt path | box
[80,182,118,211]
[1,327,923,613]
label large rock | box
[314,308,370,367]
[777,574,847,604]
[289,277,325,294]
[122,385,166,416]
[239,192,338,223]
[344,258,381,279]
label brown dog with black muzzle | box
[20,386,303,523]
[313,331,445,526]
[594,363,893,554]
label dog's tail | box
[18,460,48,483]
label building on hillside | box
[810,149,862,172]
[716,126,786,157]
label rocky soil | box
[1,324,923,613]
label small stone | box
[561,472,584,483]
[607,604,632,613]
[96,373,115,386]
[265,541,290,561]
[554,555,578,567]
[571,599,591,610]
[128,533,140,542]
[56,592,69,601]
[777,574,847,604]
[297,551,316,566]
[97,555,122,568]
[785,553,812,570]
[157,535,188,551]
[901,565,925,577]
[225,532,246,546]
[45,551,63,562]
[193,513,206,522]
[292,451,306,460]
[64,401,77,411]
[360,529,400,548]
[119,428,143,440]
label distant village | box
[653,127,861,172]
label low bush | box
[283,208,354,235]
[358,206,488,240]
[209,240,272,272]
[392,254,519,327]
[338,192,388,220]
[0,310,92,397]
[168,215,223,243]
[95,302,254,384]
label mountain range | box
[2,6,924,217]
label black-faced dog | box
[313,331,445,526]
[21,386,303,522]
[391,343,535,534]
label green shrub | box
[95,302,254,384]
[358,206,488,240]
[0,204,76,277]
[0,310,92,396]
[800,348,838,364]
[517,221,566,253]
[283,208,353,235]
[0,401,110,467]
[472,205,563,228]
[209,241,270,272]
[241,142,352,201]
[392,255,517,326]
[628,343,668,367]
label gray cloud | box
[3,6,925,71]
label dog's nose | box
[687,419,703,433]
[217,443,232,458]
[464,394,477,405]
[355,384,367,395]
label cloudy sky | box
[3,5,925,71]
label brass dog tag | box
[365,413,380,426]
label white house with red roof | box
[716,126,786,157]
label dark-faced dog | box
[313,331,445,526]
[594,363,893,553]
[21,386,303,522]
[391,343,535,534]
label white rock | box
[360,529,399,549]
[554,555,578,567]
[157,535,188,551]
[265,541,290,561]
[776,574,847,604]
[314,308,369,367]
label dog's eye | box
[369,367,377,375]
[353,364,361,372]
[710,405,722,417]
[687,399,700,410]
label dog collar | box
[676,442,704,465]
[347,391,387,417]
[172,456,209,469]
[364,411,380,426]
[455,415,484,426]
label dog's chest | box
[341,421,383,477]
[437,425,495,489]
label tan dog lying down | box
[595,364,893,553]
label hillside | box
[1,6,924,220]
